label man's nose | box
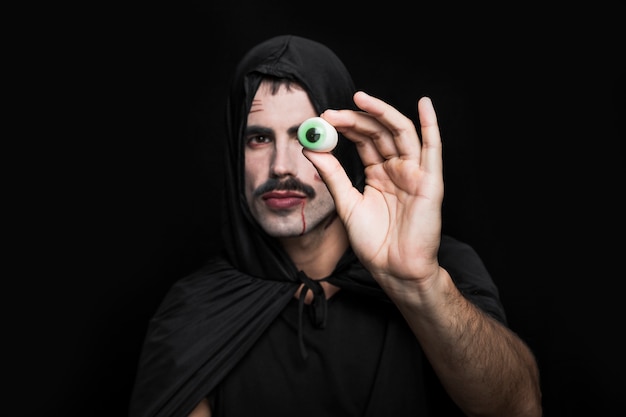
[270,140,300,177]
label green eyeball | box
[297,117,338,152]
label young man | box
[129,35,542,417]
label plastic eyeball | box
[297,117,338,152]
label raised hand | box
[303,92,444,291]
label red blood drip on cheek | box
[299,200,306,235]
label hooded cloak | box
[128,35,506,417]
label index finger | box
[351,91,422,160]
[356,92,442,173]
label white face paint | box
[243,82,336,238]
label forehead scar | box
[249,99,263,113]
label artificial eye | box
[297,117,338,152]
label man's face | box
[244,82,336,238]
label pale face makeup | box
[243,82,337,239]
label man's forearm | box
[388,267,542,417]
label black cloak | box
[128,35,506,417]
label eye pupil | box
[306,128,321,143]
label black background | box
[15,2,624,416]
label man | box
[129,35,542,417]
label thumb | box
[302,149,362,217]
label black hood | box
[128,35,375,417]
[220,34,364,279]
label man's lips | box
[262,191,306,210]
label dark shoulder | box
[439,234,508,324]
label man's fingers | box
[416,96,442,175]
[351,91,422,160]
[320,110,388,166]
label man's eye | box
[297,117,338,152]
[247,135,271,145]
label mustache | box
[253,177,316,198]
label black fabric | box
[213,283,468,417]
[128,35,507,417]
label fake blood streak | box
[299,200,306,236]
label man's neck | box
[280,214,349,280]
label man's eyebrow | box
[244,125,301,137]
[244,125,274,136]
[287,125,299,136]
